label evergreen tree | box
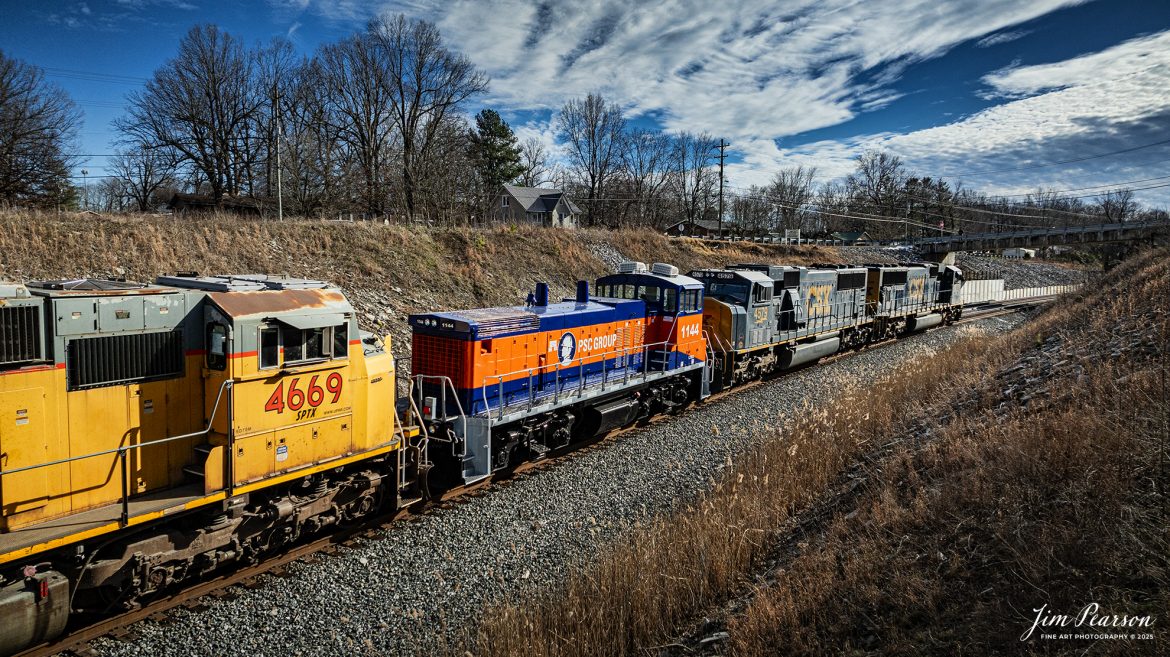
[468,109,523,192]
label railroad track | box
[16,296,1052,657]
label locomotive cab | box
[595,261,706,368]
[157,274,398,493]
[687,268,775,352]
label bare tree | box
[278,56,343,216]
[319,34,397,214]
[845,150,908,239]
[117,25,262,205]
[558,93,626,226]
[518,136,549,187]
[732,186,771,236]
[814,181,852,233]
[1098,188,1136,222]
[255,38,297,201]
[670,131,717,227]
[368,14,488,220]
[110,145,178,211]
[767,165,817,231]
[0,50,81,207]
[620,128,671,227]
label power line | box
[939,136,1170,177]
[986,172,1170,198]
[43,67,148,85]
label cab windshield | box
[706,281,749,305]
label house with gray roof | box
[495,184,580,228]
[665,218,732,238]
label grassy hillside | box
[0,210,839,359]
[470,247,1168,656]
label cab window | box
[259,326,279,369]
[281,324,347,366]
[304,328,325,360]
[663,288,678,313]
[206,323,227,371]
[282,325,304,362]
[752,284,771,305]
[638,285,660,304]
[682,289,702,312]
[333,324,349,359]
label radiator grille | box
[67,330,184,390]
[0,305,43,366]
[412,333,466,379]
[883,270,908,286]
[837,272,867,290]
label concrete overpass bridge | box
[912,219,1170,256]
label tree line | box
[1,17,1166,238]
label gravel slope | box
[90,314,1029,657]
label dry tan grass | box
[468,248,1169,657]
[0,209,836,309]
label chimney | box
[575,280,589,304]
[535,282,549,307]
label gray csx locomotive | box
[689,262,964,389]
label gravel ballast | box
[91,314,1030,657]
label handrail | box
[0,378,235,527]
[0,378,234,478]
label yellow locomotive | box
[0,274,423,655]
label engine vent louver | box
[0,305,43,366]
[67,329,184,390]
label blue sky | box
[3,0,1170,207]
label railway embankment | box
[469,248,1166,657]
[0,210,837,360]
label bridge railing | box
[914,218,1170,246]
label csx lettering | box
[264,372,344,414]
[808,284,833,316]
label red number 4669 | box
[265,372,343,413]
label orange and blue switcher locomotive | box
[409,261,708,484]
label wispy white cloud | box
[976,29,1030,48]
[733,29,1170,205]
[409,0,1083,142]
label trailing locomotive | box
[0,259,963,655]
[690,262,963,389]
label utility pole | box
[275,98,283,222]
[716,140,729,238]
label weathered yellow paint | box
[807,283,833,318]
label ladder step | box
[182,464,205,479]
